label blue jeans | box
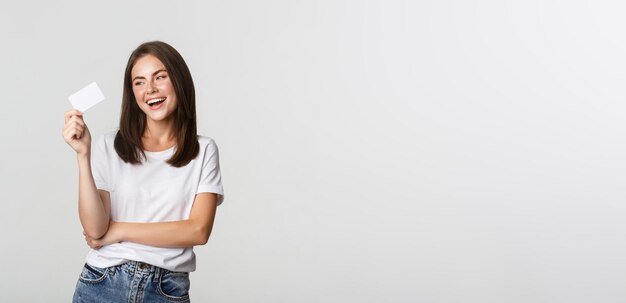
[72,261,191,302]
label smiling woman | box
[116,42,199,166]
[133,66,173,112]
[61,41,224,303]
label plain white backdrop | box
[1,0,625,302]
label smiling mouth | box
[146,97,166,108]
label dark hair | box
[114,41,199,167]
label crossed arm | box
[78,154,218,249]
[85,191,218,249]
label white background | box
[1,0,625,302]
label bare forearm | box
[77,154,109,238]
[84,194,217,249]
[112,220,212,248]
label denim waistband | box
[117,261,167,282]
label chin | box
[149,113,175,122]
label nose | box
[146,81,158,94]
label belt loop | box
[127,261,135,274]
[154,266,161,282]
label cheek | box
[163,80,175,92]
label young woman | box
[62,41,224,302]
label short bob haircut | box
[114,41,199,167]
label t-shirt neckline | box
[144,145,177,157]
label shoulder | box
[95,130,118,147]
[91,130,118,162]
[196,135,221,161]
[92,130,119,155]
[197,135,219,150]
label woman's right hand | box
[63,109,91,156]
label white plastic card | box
[68,82,105,112]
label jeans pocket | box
[158,271,190,301]
[78,263,108,284]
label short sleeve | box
[91,135,111,192]
[197,139,224,206]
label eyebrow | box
[132,69,168,82]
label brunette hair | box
[114,41,199,167]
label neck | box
[143,119,176,145]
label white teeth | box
[147,98,165,105]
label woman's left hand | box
[83,222,121,249]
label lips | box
[146,97,166,109]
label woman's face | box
[131,54,178,123]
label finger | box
[70,116,85,124]
[63,118,86,134]
[64,110,83,123]
[63,120,85,139]
[70,115,86,127]
[73,127,83,140]
[91,241,101,249]
[63,127,79,143]
[65,125,83,140]
[71,122,84,134]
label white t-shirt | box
[85,131,224,272]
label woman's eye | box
[156,75,166,80]
[134,82,143,86]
